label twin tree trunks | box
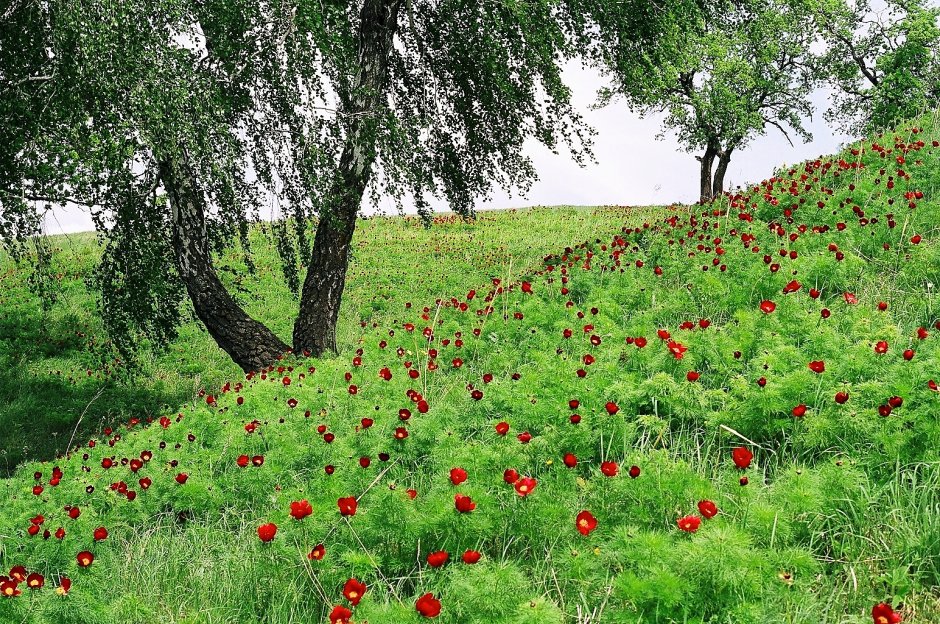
[698,140,734,202]
[162,0,401,373]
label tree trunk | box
[292,0,401,357]
[712,146,734,198]
[698,140,719,202]
[159,152,290,373]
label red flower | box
[503,469,519,484]
[835,391,849,404]
[337,497,358,517]
[697,500,718,519]
[25,573,44,589]
[563,453,578,468]
[677,515,701,532]
[495,421,509,435]
[782,280,801,294]
[872,602,903,623]
[257,523,277,542]
[628,465,641,478]
[462,550,481,564]
[308,544,326,560]
[667,341,687,359]
[605,401,619,415]
[416,592,442,618]
[844,292,858,305]
[514,477,537,496]
[808,361,825,373]
[0,580,20,597]
[454,494,476,513]
[175,473,189,484]
[600,461,618,477]
[686,370,700,382]
[55,578,72,595]
[732,446,753,469]
[93,526,108,541]
[76,550,94,567]
[329,605,353,624]
[426,551,449,568]
[343,578,367,606]
[449,467,468,485]
[875,340,889,354]
[576,510,598,535]
[236,454,249,467]
[792,404,807,418]
[290,500,313,521]
[759,300,776,314]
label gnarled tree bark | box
[159,152,290,373]
[292,0,401,357]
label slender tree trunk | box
[159,152,290,373]
[698,140,719,202]
[292,0,401,356]
[712,146,734,198]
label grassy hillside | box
[0,206,642,473]
[1,112,940,623]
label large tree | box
[1,0,699,372]
[589,0,820,202]
[812,0,940,136]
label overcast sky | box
[43,61,853,235]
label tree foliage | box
[813,0,940,136]
[591,0,820,200]
[0,0,690,369]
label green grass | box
[2,112,940,623]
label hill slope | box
[1,113,940,623]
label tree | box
[812,0,940,136]
[1,0,696,372]
[590,0,820,202]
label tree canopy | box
[0,0,699,371]
[590,0,821,201]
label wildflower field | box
[1,114,939,623]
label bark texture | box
[712,147,734,198]
[698,140,719,202]
[160,152,290,373]
[293,0,401,356]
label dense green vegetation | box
[1,112,939,623]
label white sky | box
[43,61,852,235]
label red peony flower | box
[337,497,358,517]
[449,467,468,485]
[426,551,449,568]
[416,593,442,618]
[732,446,753,469]
[808,361,825,373]
[677,515,701,532]
[343,578,367,606]
[462,550,481,564]
[329,605,353,624]
[871,602,902,623]
[257,523,277,542]
[290,500,313,521]
[454,494,476,513]
[576,510,598,536]
[514,477,537,496]
[308,544,326,560]
[605,401,619,415]
[697,500,718,519]
[93,527,108,541]
[76,550,94,567]
[759,300,776,314]
[600,461,618,477]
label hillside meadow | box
[1,112,939,623]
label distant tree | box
[1,0,694,372]
[590,0,821,201]
[812,0,940,135]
